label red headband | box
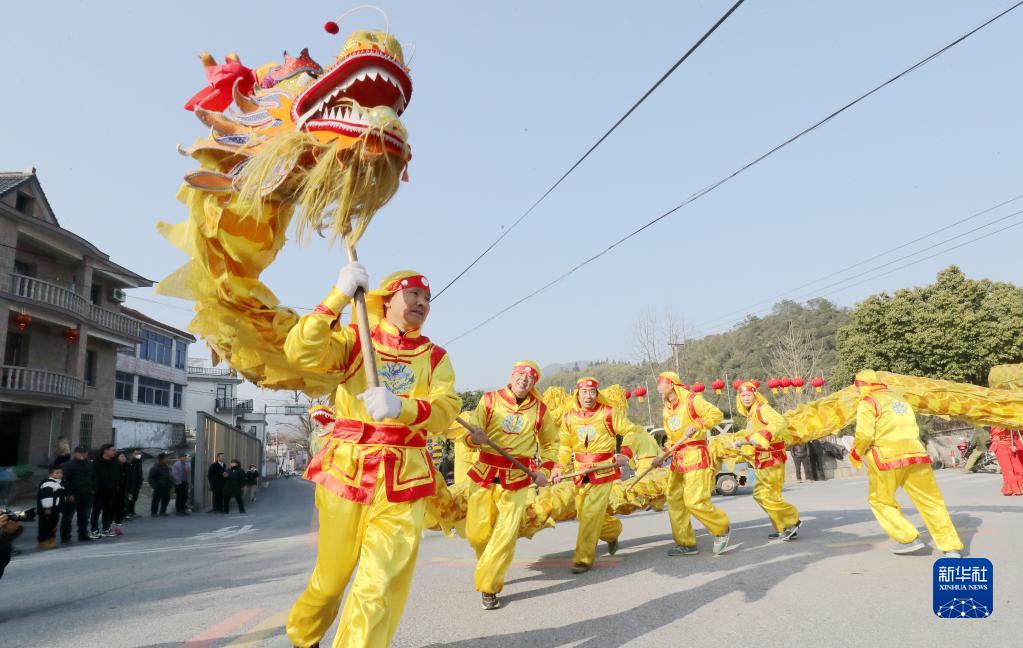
[576,378,599,389]
[738,383,757,394]
[657,376,679,386]
[512,364,539,382]
[385,274,431,294]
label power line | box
[442,2,1023,346]
[429,0,748,301]
[695,193,1023,331]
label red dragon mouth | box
[291,48,411,154]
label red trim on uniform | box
[538,460,555,471]
[620,446,634,460]
[759,429,774,443]
[410,400,431,426]
[371,325,433,351]
[850,448,862,463]
[572,451,619,485]
[669,439,710,474]
[752,440,787,469]
[429,344,447,371]
[755,404,768,426]
[863,395,881,417]
[325,418,427,447]
[482,391,496,428]
[468,451,534,490]
[687,393,701,422]
[870,448,932,471]
[604,405,615,435]
[313,303,337,317]
[341,323,362,374]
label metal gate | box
[193,412,263,510]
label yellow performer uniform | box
[849,370,963,556]
[735,381,800,539]
[657,371,731,556]
[285,271,461,648]
[622,427,661,471]
[556,377,643,572]
[462,361,558,603]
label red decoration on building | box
[634,385,647,403]
[780,377,792,393]
[63,327,80,344]
[12,312,32,332]
[811,377,826,393]
[692,382,705,393]
[792,377,805,393]
[767,378,780,394]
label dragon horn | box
[198,52,216,67]
[232,77,260,113]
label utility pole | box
[645,379,653,427]
[668,341,686,376]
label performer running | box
[656,371,731,556]
[734,381,801,540]
[848,370,963,557]
[989,427,1023,496]
[462,361,557,610]
[551,377,641,574]
[285,263,461,648]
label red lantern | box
[811,377,826,393]
[767,378,780,394]
[711,379,725,394]
[731,378,743,390]
[12,312,32,332]
[624,390,632,400]
[692,382,705,393]
[753,379,762,389]
[63,327,80,344]
[792,377,805,393]
[780,377,792,393]
[634,385,647,403]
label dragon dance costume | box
[556,378,644,569]
[657,372,730,553]
[735,381,800,536]
[461,361,558,598]
[849,370,962,554]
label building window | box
[90,284,102,306]
[115,372,134,401]
[15,192,33,214]
[174,341,187,369]
[139,329,173,366]
[249,426,257,435]
[138,376,171,407]
[117,345,135,357]
[13,260,35,277]
[4,332,27,366]
[216,383,233,401]
[85,350,98,386]
[79,413,94,451]
[173,384,183,409]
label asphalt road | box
[1,470,1018,647]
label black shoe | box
[481,593,501,610]
[159,512,168,516]
[239,509,246,514]
[607,539,619,556]
[571,563,591,574]
[767,532,780,540]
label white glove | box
[336,262,370,297]
[358,386,403,421]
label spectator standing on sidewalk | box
[36,466,65,550]
[808,439,825,481]
[110,451,129,536]
[172,453,192,515]
[207,452,227,513]
[148,453,173,517]
[60,447,96,543]
[125,449,144,520]
[791,443,810,482]
[223,460,246,514]
[244,464,260,503]
[91,444,120,538]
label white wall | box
[113,419,185,449]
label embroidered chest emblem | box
[891,401,908,415]
[575,425,597,443]
[501,413,526,434]
[379,362,415,396]
[667,415,682,432]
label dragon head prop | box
[180,27,412,244]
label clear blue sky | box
[3,1,1022,406]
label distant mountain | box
[541,360,595,376]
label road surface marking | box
[223,609,290,647]
[182,608,262,648]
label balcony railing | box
[6,273,142,339]
[216,398,254,413]
[188,366,237,377]
[0,365,85,401]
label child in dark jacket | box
[37,467,66,549]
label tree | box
[833,266,1023,386]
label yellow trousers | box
[667,468,730,547]
[286,483,426,648]
[466,483,528,594]
[752,466,799,532]
[866,456,963,552]
[573,481,621,566]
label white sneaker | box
[891,539,926,555]
[713,531,731,556]
[943,551,962,558]
[88,530,102,539]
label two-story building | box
[112,307,196,450]
[184,359,267,443]
[1,170,149,467]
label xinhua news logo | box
[933,558,993,619]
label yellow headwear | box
[734,380,768,416]
[361,269,430,327]
[573,376,611,409]
[853,369,887,397]
[510,360,542,400]
[657,371,692,404]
